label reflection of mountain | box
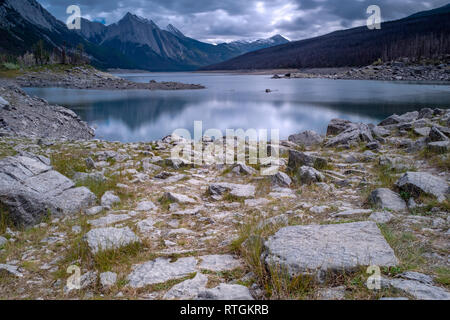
[71,95,194,129]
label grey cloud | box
[39,0,449,43]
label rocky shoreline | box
[272,58,450,82]
[0,82,449,300]
[14,66,205,90]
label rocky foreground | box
[15,66,205,90]
[0,84,449,300]
[273,57,450,82]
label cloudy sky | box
[39,0,449,43]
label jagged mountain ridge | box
[78,12,289,71]
[0,0,289,71]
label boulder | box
[198,284,254,300]
[263,222,398,276]
[270,172,292,187]
[325,123,373,147]
[231,162,257,175]
[414,127,431,137]
[379,111,419,126]
[369,188,407,212]
[127,257,198,288]
[396,172,449,203]
[288,150,327,170]
[298,166,325,184]
[429,127,449,142]
[418,108,434,119]
[0,155,96,227]
[84,227,140,254]
[288,130,323,147]
[327,119,354,136]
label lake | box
[24,73,450,142]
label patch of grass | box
[373,164,398,189]
[379,224,427,272]
[0,207,14,235]
[50,149,90,178]
[434,267,450,287]
[93,242,143,272]
[0,143,17,159]
[230,212,320,299]
[418,148,450,171]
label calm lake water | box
[24,73,450,142]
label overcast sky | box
[39,0,449,43]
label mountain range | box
[0,0,289,71]
[203,4,450,70]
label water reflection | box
[24,74,450,142]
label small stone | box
[85,206,104,216]
[317,286,346,300]
[369,211,395,224]
[85,157,96,169]
[127,257,198,288]
[136,200,157,211]
[163,192,196,204]
[198,255,242,272]
[209,183,256,199]
[0,264,23,277]
[366,141,380,150]
[88,213,131,227]
[0,236,7,247]
[164,273,208,300]
[84,227,139,254]
[198,284,254,300]
[72,226,82,234]
[100,271,117,288]
[101,191,121,208]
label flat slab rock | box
[197,284,254,300]
[128,257,198,288]
[163,273,209,300]
[264,221,398,276]
[0,155,96,226]
[387,278,450,300]
[84,227,140,254]
[198,254,242,272]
